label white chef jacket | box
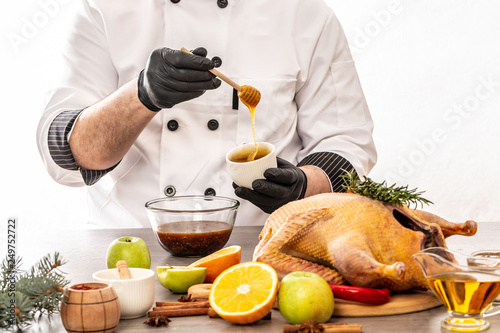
[37,0,377,228]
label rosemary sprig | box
[341,169,433,208]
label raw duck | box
[253,192,477,292]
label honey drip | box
[238,85,261,161]
[247,105,258,161]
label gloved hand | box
[138,47,221,111]
[233,157,308,214]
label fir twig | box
[0,252,69,330]
[341,169,433,208]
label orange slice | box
[209,261,278,324]
[188,245,241,283]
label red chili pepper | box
[329,284,391,305]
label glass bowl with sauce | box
[145,196,239,257]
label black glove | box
[138,47,221,111]
[233,157,308,214]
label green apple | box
[278,271,334,324]
[157,265,207,294]
[106,236,151,269]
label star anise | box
[144,315,171,327]
[178,294,195,302]
[298,320,324,333]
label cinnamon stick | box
[207,307,220,318]
[156,299,208,307]
[153,302,210,311]
[148,308,209,317]
[283,323,362,333]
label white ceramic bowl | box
[226,142,277,189]
[93,268,155,319]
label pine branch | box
[0,292,33,330]
[341,169,433,208]
[0,252,69,330]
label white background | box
[1,0,499,239]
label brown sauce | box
[154,221,232,257]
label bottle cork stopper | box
[116,260,131,280]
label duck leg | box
[404,207,477,238]
[329,242,406,288]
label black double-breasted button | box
[167,120,179,131]
[207,119,219,131]
[217,0,228,8]
[211,56,222,68]
[164,185,176,197]
[171,0,180,3]
[204,188,216,196]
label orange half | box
[209,261,278,324]
[188,245,241,283]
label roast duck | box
[253,191,477,292]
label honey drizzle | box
[238,85,260,162]
[247,105,258,161]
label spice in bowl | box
[72,284,100,291]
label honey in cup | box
[229,144,271,163]
[414,247,500,332]
[426,272,500,315]
[226,142,277,189]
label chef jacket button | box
[167,120,179,131]
[211,56,222,68]
[171,0,180,3]
[217,0,228,8]
[164,185,176,197]
[204,188,216,196]
[207,119,219,131]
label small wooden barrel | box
[60,282,121,333]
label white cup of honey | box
[226,142,277,189]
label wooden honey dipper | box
[116,260,131,280]
[181,47,261,161]
[180,47,261,109]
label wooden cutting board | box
[189,284,442,317]
[332,289,442,317]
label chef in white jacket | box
[37,0,377,228]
